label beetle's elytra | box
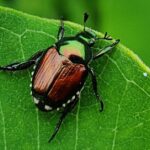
[0,13,120,142]
[33,47,87,108]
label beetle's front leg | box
[88,67,104,112]
[93,39,120,60]
[0,51,44,71]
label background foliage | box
[0,0,149,66]
[0,1,150,150]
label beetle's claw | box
[104,32,112,40]
[114,39,120,46]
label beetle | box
[0,13,119,142]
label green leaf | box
[0,6,150,150]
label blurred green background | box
[0,0,149,66]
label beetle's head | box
[76,30,97,47]
[76,13,99,47]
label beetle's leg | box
[0,51,44,71]
[57,18,65,40]
[88,67,103,112]
[93,39,120,60]
[48,98,78,143]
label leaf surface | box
[0,6,150,150]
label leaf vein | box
[111,83,128,150]
[107,55,150,98]
[20,29,57,41]
[0,26,20,37]
[19,37,40,150]
[74,99,80,150]
[0,100,7,150]
[0,26,57,41]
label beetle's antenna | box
[84,13,89,31]
[57,16,65,40]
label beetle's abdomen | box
[33,47,87,106]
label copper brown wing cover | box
[33,47,88,104]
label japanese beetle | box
[0,13,119,142]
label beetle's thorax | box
[57,37,92,64]
[60,40,84,60]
